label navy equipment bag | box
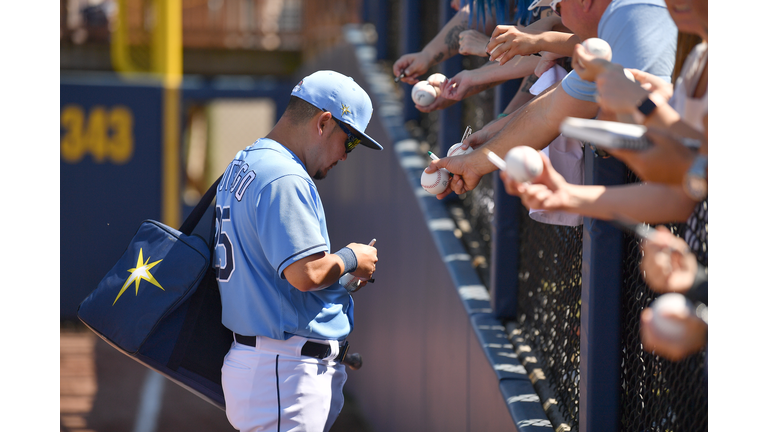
[77,176,230,410]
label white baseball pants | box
[221,335,348,432]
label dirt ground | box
[60,323,373,432]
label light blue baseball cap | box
[291,70,383,150]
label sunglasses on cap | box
[333,118,361,153]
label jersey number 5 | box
[214,205,235,282]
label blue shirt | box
[561,0,678,102]
[215,138,353,340]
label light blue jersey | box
[215,138,353,340]
[561,0,678,102]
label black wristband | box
[334,247,358,275]
[637,96,657,117]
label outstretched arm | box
[442,55,540,100]
[501,152,698,224]
[393,5,482,84]
[486,14,578,64]
[427,81,598,197]
[581,52,708,185]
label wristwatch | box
[637,96,657,117]
[683,154,707,201]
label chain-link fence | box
[517,207,583,429]
[619,174,708,432]
[620,225,708,432]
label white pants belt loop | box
[324,340,340,362]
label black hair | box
[284,96,322,124]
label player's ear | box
[315,111,334,136]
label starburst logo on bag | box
[113,248,165,305]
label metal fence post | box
[361,0,371,23]
[438,0,463,157]
[370,0,389,61]
[490,79,522,320]
[399,0,422,123]
[580,147,626,432]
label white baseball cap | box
[528,0,562,11]
[291,70,383,150]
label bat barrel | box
[343,352,363,370]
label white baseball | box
[427,73,447,87]
[650,293,692,340]
[412,81,437,106]
[623,68,635,82]
[581,38,612,61]
[421,167,450,195]
[447,142,474,157]
[427,74,447,98]
[504,146,543,182]
[339,273,361,292]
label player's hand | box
[639,307,707,362]
[571,44,617,82]
[393,52,430,85]
[346,242,378,281]
[415,95,458,113]
[607,127,699,185]
[487,25,540,65]
[640,226,697,295]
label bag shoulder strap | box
[179,175,223,236]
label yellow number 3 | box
[61,104,134,164]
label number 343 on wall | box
[61,104,134,164]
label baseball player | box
[214,70,381,432]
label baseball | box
[421,167,450,195]
[624,68,635,82]
[447,142,474,157]
[581,38,612,61]
[504,146,543,182]
[650,293,693,340]
[428,73,446,98]
[339,273,362,292]
[412,81,437,106]
[427,73,447,87]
